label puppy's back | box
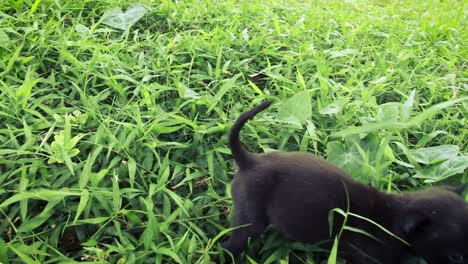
[243,151,375,242]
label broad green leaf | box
[1,42,23,77]
[163,188,189,216]
[112,175,121,211]
[401,89,416,121]
[16,67,40,107]
[81,240,98,247]
[376,103,400,122]
[410,96,468,125]
[141,198,159,250]
[155,163,171,191]
[73,189,89,224]
[172,170,205,189]
[0,238,8,264]
[75,23,90,36]
[29,0,41,14]
[91,169,109,187]
[207,151,214,178]
[296,68,306,89]
[247,80,264,95]
[414,156,468,183]
[153,247,184,264]
[180,86,201,99]
[326,136,381,183]
[80,146,103,188]
[19,198,58,231]
[326,141,361,177]
[160,207,182,232]
[19,168,28,220]
[128,157,137,188]
[416,130,448,147]
[59,49,81,67]
[327,48,358,58]
[0,29,9,43]
[62,150,75,176]
[277,91,311,127]
[410,145,459,165]
[0,190,80,208]
[8,245,39,264]
[48,129,85,166]
[320,102,342,115]
[17,208,54,233]
[207,74,241,113]
[332,96,468,137]
[101,4,146,30]
[246,256,258,264]
[332,121,408,138]
[74,217,109,225]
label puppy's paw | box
[220,241,243,264]
[221,240,243,255]
[221,241,234,252]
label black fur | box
[229,100,273,170]
[223,101,468,264]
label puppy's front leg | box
[222,204,267,255]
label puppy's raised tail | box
[229,100,273,170]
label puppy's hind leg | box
[222,203,267,255]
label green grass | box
[0,0,467,263]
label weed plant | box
[0,0,466,263]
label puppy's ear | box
[439,183,467,196]
[401,212,430,238]
[451,183,468,196]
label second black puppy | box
[223,100,468,264]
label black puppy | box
[223,100,468,264]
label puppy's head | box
[400,185,468,264]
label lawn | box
[0,0,467,263]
